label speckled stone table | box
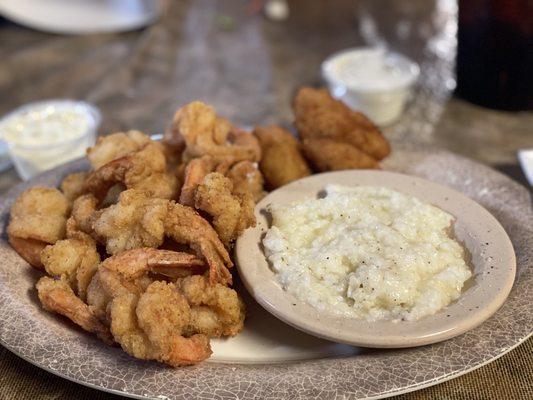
[0,1,531,399]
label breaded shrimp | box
[87,130,151,170]
[110,282,211,367]
[8,187,70,268]
[84,142,168,202]
[41,238,100,301]
[93,190,168,255]
[171,101,260,163]
[180,275,245,337]
[225,160,265,201]
[135,281,212,366]
[88,248,205,322]
[194,173,255,247]
[60,172,88,203]
[165,201,233,285]
[180,156,264,206]
[36,276,113,344]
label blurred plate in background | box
[0,0,165,35]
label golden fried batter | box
[110,284,212,367]
[60,172,88,202]
[84,143,168,202]
[36,276,113,344]
[302,138,379,171]
[69,193,99,237]
[87,130,151,170]
[41,238,100,301]
[8,187,70,268]
[171,101,260,163]
[93,190,168,255]
[294,87,390,171]
[254,125,311,189]
[165,201,233,286]
[194,173,255,247]
[180,275,245,337]
[180,156,264,206]
[225,160,265,201]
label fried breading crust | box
[294,87,391,171]
[254,125,311,189]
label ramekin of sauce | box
[0,100,101,180]
[322,48,419,126]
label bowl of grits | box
[236,170,516,348]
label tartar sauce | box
[2,103,91,146]
[323,48,415,91]
[0,100,100,180]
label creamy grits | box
[262,185,472,322]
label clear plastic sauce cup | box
[322,47,420,126]
[0,99,101,180]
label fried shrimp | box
[180,275,245,337]
[165,202,233,285]
[88,248,205,321]
[293,87,390,171]
[8,188,70,268]
[87,130,151,170]
[60,172,88,202]
[93,190,168,255]
[84,143,169,202]
[41,238,100,301]
[179,156,218,207]
[69,193,99,237]
[36,276,113,344]
[254,125,311,189]
[110,282,211,367]
[180,156,264,207]
[171,101,260,163]
[225,160,265,201]
[194,173,255,247]
[91,190,232,285]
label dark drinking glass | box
[456,0,532,110]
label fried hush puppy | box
[293,87,390,171]
[254,125,311,189]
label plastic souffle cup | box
[0,99,101,180]
[322,47,420,126]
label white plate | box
[0,0,164,35]
[0,149,530,400]
[236,170,516,348]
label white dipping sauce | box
[263,185,472,322]
[0,100,99,180]
[325,48,414,92]
[322,48,419,125]
[2,104,90,146]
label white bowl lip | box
[0,99,101,150]
[322,47,421,94]
[236,170,517,348]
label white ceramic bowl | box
[322,48,420,126]
[236,170,516,348]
